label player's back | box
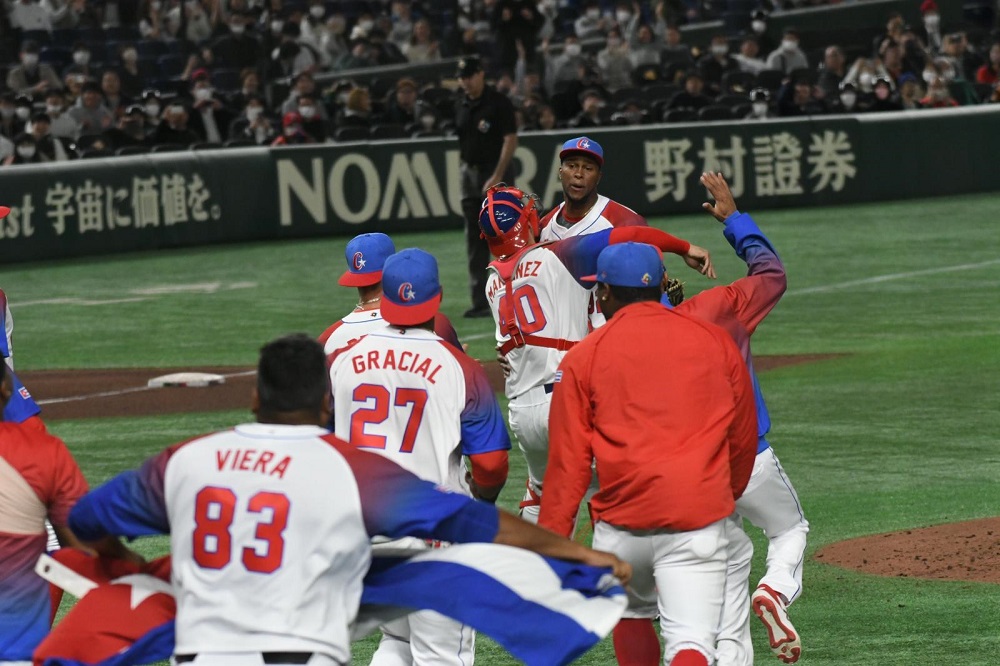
[485,244,592,399]
[319,309,387,355]
[329,328,468,492]
[164,425,370,660]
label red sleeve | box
[317,320,343,348]
[718,330,757,500]
[469,449,509,488]
[538,206,559,231]
[432,312,463,351]
[603,201,647,227]
[45,436,89,527]
[538,348,595,537]
[609,226,690,256]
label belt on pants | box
[175,654,314,664]
[511,383,554,401]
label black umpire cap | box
[456,56,483,78]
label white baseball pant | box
[368,611,475,666]
[717,447,809,666]
[506,384,552,524]
[593,519,729,664]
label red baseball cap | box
[0,207,10,219]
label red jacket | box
[538,301,758,536]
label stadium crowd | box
[1,0,998,165]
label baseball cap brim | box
[580,274,598,282]
[381,292,442,326]
[0,207,10,219]
[559,148,604,167]
[337,269,383,287]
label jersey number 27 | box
[351,384,428,453]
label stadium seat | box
[223,139,256,148]
[609,87,640,106]
[157,54,186,78]
[661,61,690,84]
[75,134,106,151]
[81,148,113,159]
[116,145,151,156]
[190,142,223,150]
[369,124,408,140]
[211,69,242,92]
[662,108,696,123]
[106,26,140,41]
[755,69,785,92]
[697,105,734,121]
[20,29,52,46]
[645,83,680,102]
[150,143,186,153]
[136,40,169,58]
[715,93,750,107]
[39,46,71,69]
[51,29,80,45]
[333,127,370,142]
[721,70,756,94]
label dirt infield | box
[815,518,1000,584]
[22,353,840,421]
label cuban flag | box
[35,547,626,666]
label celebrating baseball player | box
[328,248,511,665]
[478,185,715,523]
[676,172,807,665]
[69,334,629,666]
[538,241,759,666]
[318,233,462,355]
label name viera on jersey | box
[350,349,444,384]
[215,448,292,478]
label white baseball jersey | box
[319,310,463,356]
[539,196,647,329]
[67,424,501,663]
[538,195,646,242]
[329,327,509,493]
[486,231,616,399]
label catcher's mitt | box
[665,278,685,306]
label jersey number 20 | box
[351,384,428,453]
[192,487,289,573]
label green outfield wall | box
[1,105,996,264]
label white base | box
[147,372,226,388]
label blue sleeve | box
[722,212,782,269]
[69,452,172,541]
[457,354,511,455]
[347,447,500,543]
[2,365,41,423]
[549,229,612,285]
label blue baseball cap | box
[338,233,396,287]
[559,136,604,167]
[583,242,665,288]
[380,248,443,326]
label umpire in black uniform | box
[454,56,519,318]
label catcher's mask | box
[478,184,540,259]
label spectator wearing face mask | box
[698,34,740,96]
[919,73,959,108]
[544,35,588,96]
[271,110,313,145]
[627,23,662,70]
[918,0,942,55]
[597,28,634,92]
[869,76,903,112]
[574,0,610,40]
[45,90,81,139]
[734,37,767,76]
[117,44,145,99]
[62,42,96,82]
[296,93,330,141]
[153,102,201,145]
[745,87,775,120]
[138,0,164,39]
[3,134,44,166]
[101,105,150,150]
[765,29,808,75]
[826,81,865,114]
[28,112,72,161]
[69,82,115,134]
[187,72,234,143]
[7,41,63,96]
[212,12,262,69]
[9,0,54,31]
[140,89,163,128]
[0,95,26,140]
[319,12,350,63]
[844,56,890,94]
[229,95,276,144]
[746,9,776,56]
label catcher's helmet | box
[478,185,540,259]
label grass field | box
[4,191,1000,664]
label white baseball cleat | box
[518,479,541,524]
[751,584,801,664]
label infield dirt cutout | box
[25,352,994,584]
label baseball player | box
[0,359,138,664]
[69,334,630,666]
[539,137,646,242]
[676,173,807,665]
[478,185,715,523]
[539,242,759,666]
[328,249,511,665]
[0,281,44,430]
[319,233,462,355]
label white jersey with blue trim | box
[329,327,510,494]
[320,308,388,355]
